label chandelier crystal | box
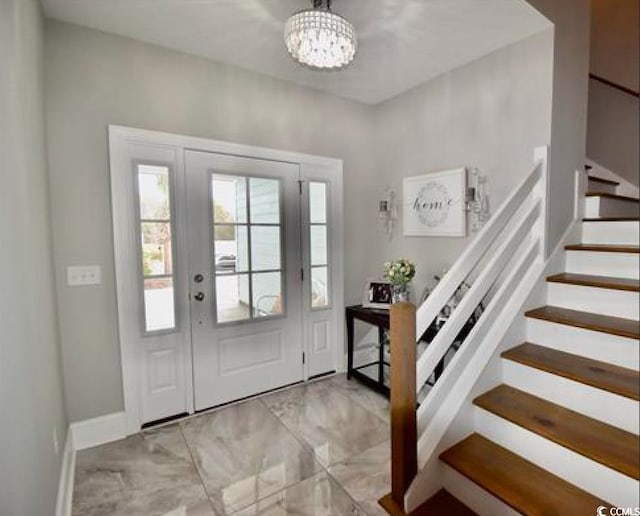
[284,0,357,70]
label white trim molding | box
[70,411,127,451]
[55,411,128,516]
[55,430,75,516]
[109,125,344,435]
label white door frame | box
[109,125,344,435]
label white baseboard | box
[70,411,127,451]
[56,411,128,515]
[55,430,75,516]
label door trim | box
[109,125,344,435]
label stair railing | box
[382,147,549,513]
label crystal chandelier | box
[284,0,357,70]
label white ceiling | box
[40,0,551,105]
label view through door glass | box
[212,174,285,323]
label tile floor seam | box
[328,376,391,425]
[323,462,379,516]
[257,395,329,474]
[259,379,391,469]
[73,376,391,515]
[257,378,391,515]
[178,422,217,515]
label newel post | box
[389,301,417,506]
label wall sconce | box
[466,168,491,232]
[379,186,398,239]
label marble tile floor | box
[72,375,392,516]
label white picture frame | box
[403,167,467,237]
[362,280,393,310]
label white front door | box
[185,150,304,410]
[110,127,343,432]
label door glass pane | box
[214,225,248,274]
[144,277,175,331]
[211,172,287,324]
[216,274,250,323]
[311,267,329,308]
[250,178,280,224]
[251,226,281,271]
[141,222,173,276]
[252,272,282,317]
[310,225,327,266]
[138,165,171,220]
[212,175,247,224]
[309,182,327,224]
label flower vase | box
[391,283,412,304]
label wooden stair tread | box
[547,273,640,291]
[565,243,640,253]
[583,217,640,222]
[440,434,611,515]
[588,176,619,186]
[502,343,640,401]
[474,385,640,479]
[415,489,477,516]
[379,489,478,516]
[586,192,640,202]
[525,305,640,339]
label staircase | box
[426,172,639,513]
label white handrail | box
[416,238,540,456]
[415,162,542,340]
[396,147,549,510]
[415,200,541,390]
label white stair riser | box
[442,465,520,516]
[526,319,639,370]
[502,360,639,434]
[582,221,640,246]
[586,196,640,218]
[475,409,639,508]
[587,179,618,195]
[546,283,639,320]
[565,250,640,279]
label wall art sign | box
[403,168,467,237]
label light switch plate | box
[67,265,101,286]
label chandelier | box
[284,0,357,70]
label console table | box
[345,305,441,396]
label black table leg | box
[378,327,385,386]
[346,312,354,379]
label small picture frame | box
[363,280,393,310]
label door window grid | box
[136,163,177,333]
[309,181,330,309]
[212,174,285,324]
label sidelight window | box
[136,163,176,333]
[309,181,330,309]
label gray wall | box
[587,0,639,186]
[526,0,591,251]
[587,79,639,186]
[44,19,377,422]
[369,30,554,292]
[44,4,589,424]
[0,1,68,515]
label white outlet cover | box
[67,265,101,286]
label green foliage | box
[214,203,236,241]
[384,258,416,286]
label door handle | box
[193,292,205,302]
